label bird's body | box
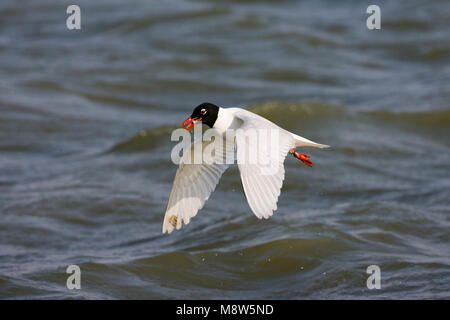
[215,107,328,148]
[163,103,329,234]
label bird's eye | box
[200,109,207,115]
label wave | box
[247,101,345,121]
[112,7,230,34]
[363,109,450,127]
[109,101,342,153]
[261,69,337,84]
[126,237,349,274]
[108,125,175,153]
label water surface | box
[0,0,449,299]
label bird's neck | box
[213,107,237,135]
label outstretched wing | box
[234,111,294,219]
[162,136,233,234]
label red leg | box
[289,148,314,167]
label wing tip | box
[162,223,173,234]
[163,214,191,234]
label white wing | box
[234,111,294,219]
[162,136,233,234]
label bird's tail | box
[292,134,330,148]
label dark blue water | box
[0,0,449,299]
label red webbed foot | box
[289,149,314,167]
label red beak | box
[182,116,202,131]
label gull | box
[163,103,329,233]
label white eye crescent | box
[200,109,206,115]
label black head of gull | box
[182,102,219,130]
